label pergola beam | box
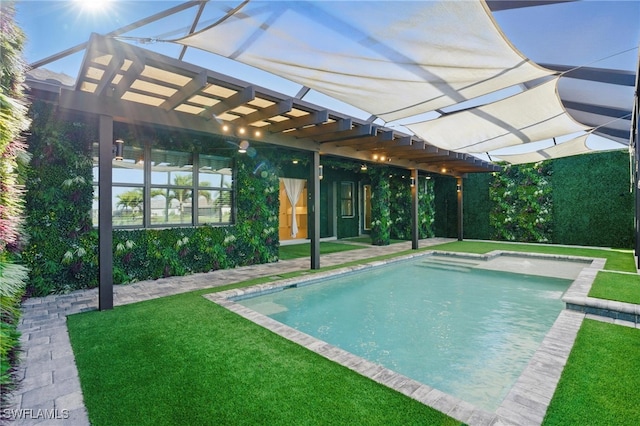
[235,98,293,126]
[293,118,352,139]
[267,109,329,133]
[161,69,208,111]
[113,56,145,99]
[201,85,255,119]
[93,52,124,96]
[315,123,376,143]
[327,129,395,148]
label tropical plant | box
[489,161,553,242]
[23,101,95,296]
[0,1,30,411]
[369,167,392,245]
[168,174,193,218]
[116,189,143,214]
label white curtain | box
[281,178,306,238]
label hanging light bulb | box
[238,140,250,153]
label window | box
[150,150,193,225]
[197,154,233,224]
[341,182,354,217]
[92,142,234,228]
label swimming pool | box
[207,250,602,421]
[237,254,573,411]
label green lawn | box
[68,289,459,426]
[589,271,640,304]
[68,239,640,424]
[542,320,640,425]
[278,241,366,260]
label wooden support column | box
[635,98,640,269]
[456,177,464,242]
[411,169,419,249]
[310,151,321,269]
[99,115,114,310]
[634,52,640,269]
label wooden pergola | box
[28,32,501,310]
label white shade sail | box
[492,134,594,165]
[406,78,591,154]
[175,0,552,122]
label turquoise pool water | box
[238,256,572,411]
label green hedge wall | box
[462,173,491,240]
[552,150,633,248]
[433,176,458,238]
[454,150,634,248]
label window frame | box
[92,141,235,229]
[340,181,355,218]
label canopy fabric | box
[405,78,591,154]
[492,134,593,165]
[175,0,553,122]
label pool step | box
[417,257,480,272]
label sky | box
[12,0,640,154]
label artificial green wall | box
[441,150,634,248]
[462,173,492,240]
[552,150,633,248]
[22,105,281,295]
[433,176,458,238]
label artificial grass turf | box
[542,319,640,425]
[430,240,636,273]
[67,290,460,426]
[278,241,366,260]
[589,271,640,304]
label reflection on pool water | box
[238,256,572,411]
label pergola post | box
[411,169,419,249]
[310,151,321,269]
[456,177,463,241]
[634,51,640,269]
[98,115,114,310]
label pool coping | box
[204,250,605,426]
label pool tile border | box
[563,264,640,323]
[206,250,605,426]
